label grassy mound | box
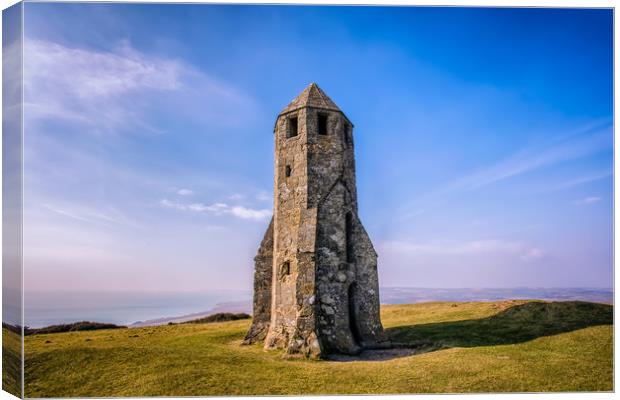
[183,313,251,324]
[27,321,126,335]
[21,300,612,396]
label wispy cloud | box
[159,199,227,214]
[520,248,546,262]
[382,239,545,262]
[24,38,255,134]
[229,206,271,220]
[574,196,601,206]
[403,120,612,218]
[255,190,272,202]
[188,202,229,213]
[553,170,612,190]
[177,188,193,196]
[159,199,271,221]
[3,39,23,124]
[24,39,181,133]
[446,124,611,193]
[42,203,140,229]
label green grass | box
[22,300,612,397]
[2,326,22,397]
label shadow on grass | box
[333,301,613,362]
[388,300,612,352]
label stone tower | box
[244,83,389,358]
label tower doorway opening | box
[348,283,362,346]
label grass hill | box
[26,321,126,336]
[182,312,251,324]
[9,300,612,397]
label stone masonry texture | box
[244,83,390,358]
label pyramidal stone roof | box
[279,83,343,116]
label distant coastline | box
[129,300,252,327]
[22,287,613,328]
[380,287,613,305]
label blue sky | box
[21,4,613,292]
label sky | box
[20,4,613,293]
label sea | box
[23,290,251,328]
[21,287,613,328]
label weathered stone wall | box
[265,107,322,356]
[307,111,355,210]
[243,218,274,344]
[350,217,388,347]
[316,181,360,354]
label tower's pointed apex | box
[280,82,342,115]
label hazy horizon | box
[22,287,614,328]
[23,284,615,294]
[19,5,613,294]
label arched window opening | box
[344,123,351,146]
[287,116,298,138]
[279,261,290,281]
[318,113,328,136]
